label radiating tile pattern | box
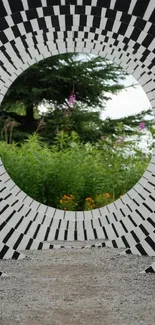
[0,0,155,274]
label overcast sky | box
[39,74,151,120]
[101,75,151,120]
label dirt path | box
[0,247,155,325]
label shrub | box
[0,133,151,210]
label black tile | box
[12,12,23,24]
[97,0,110,9]
[142,34,153,48]
[91,6,102,16]
[75,5,85,14]
[130,28,141,41]
[132,0,149,18]
[114,0,131,13]
[43,7,54,16]
[134,18,146,30]
[92,16,100,28]
[26,9,38,20]
[27,0,42,9]
[51,15,59,28]
[65,15,73,27]
[0,18,9,31]
[0,3,7,19]
[60,5,70,15]
[9,0,24,13]
[80,15,87,27]
[38,17,47,30]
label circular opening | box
[0,53,153,211]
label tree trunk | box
[25,104,34,124]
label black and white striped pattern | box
[0,0,155,275]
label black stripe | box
[112,224,119,237]
[17,204,24,212]
[149,195,155,202]
[38,242,43,250]
[49,218,53,228]
[133,199,139,206]
[84,229,87,240]
[44,227,50,241]
[58,219,62,229]
[111,240,118,248]
[3,228,15,244]
[127,204,132,212]
[143,202,153,213]
[102,226,108,239]
[128,215,137,227]
[33,212,38,221]
[11,199,18,206]
[125,249,132,255]
[113,213,117,221]
[148,217,155,228]
[15,216,24,229]
[12,251,20,260]
[4,193,12,200]
[135,209,145,220]
[145,266,155,273]
[24,221,32,235]
[136,243,147,255]
[93,228,98,239]
[64,229,68,240]
[0,204,9,214]
[0,221,6,231]
[0,245,9,259]
[54,229,59,240]
[26,238,33,250]
[42,215,46,224]
[148,181,155,187]
[131,230,140,243]
[5,210,16,223]
[98,218,102,227]
[120,208,125,217]
[105,215,110,224]
[120,220,128,233]
[74,230,77,240]
[33,224,41,239]
[139,224,149,236]
[121,236,130,248]
[13,234,24,250]
[0,186,6,193]
[145,236,155,252]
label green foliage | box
[0,133,151,210]
[1,53,127,122]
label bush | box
[0,132,151,210]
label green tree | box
[1,53,127,125]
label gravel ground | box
[0,247,155,325]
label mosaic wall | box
[0,0,155,275]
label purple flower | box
[69,93,76,106]
[139,122,145,130]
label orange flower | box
[105,193,110,198]
[60,199,62,203]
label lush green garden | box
[0,53,153,211]
[0,128,152,211]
